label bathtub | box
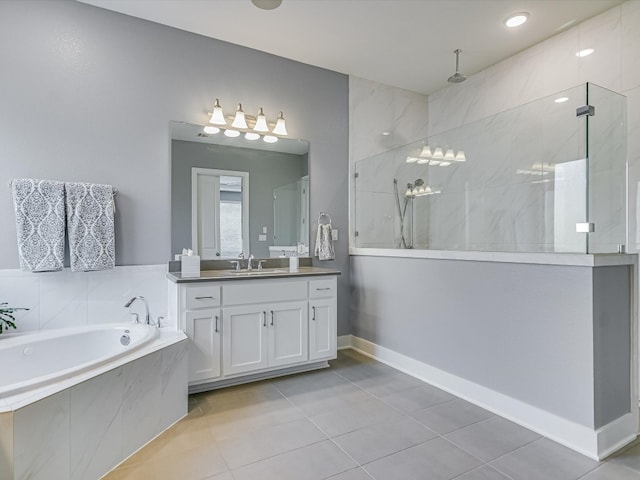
[0,323,158,398]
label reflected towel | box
[11,178,66,272]
[65,182,115,272]
[314,224,335,261]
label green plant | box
[0,302,29,334]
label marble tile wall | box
[0,264,170,333]
[7,340,187,480]
[351,2,639,253]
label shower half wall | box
[348,83,637,460]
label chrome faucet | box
[124,296,151,325]
[247,254,255,271]
[230,260,241,271]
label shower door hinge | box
[576,105,595,117]
[576,222,595,233]
[354,172,359,178]
[355,231,359,237]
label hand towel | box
[11,178,66,272]
[314,224,335,261]
[65,182,115,272]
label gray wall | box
[171,140,305,259]
[0,0,350,334]
[350,255,601,427]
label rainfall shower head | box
[414,178,425,187]
[447,49,467,84]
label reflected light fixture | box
[406,156,418,163]
[263,135,278,143]
[253,107,270,132]
[419,145,432,158]
[432,147,444,159]
[203,125,220,134]
[444,149,456,161]
[504,12,529,28]
[439,161,451,167]
[576,48,595,57]
[272,112,288,136]
[231,104,248,129]
[209,99,226,125]
[455,150,466,162]
[417,158,429,164]
[245,132,260,140]
[224,129,240,138]
[554,97,569,103]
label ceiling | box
[78,0,623,95]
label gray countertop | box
[167,266,341,283]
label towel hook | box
[318,212,332,225]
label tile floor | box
[105,350,640,480]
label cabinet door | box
[185,308,221,383]
[309,298,337,361]
[223,305,269,375]
[267,301,308,368]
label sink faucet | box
[247,254,255,271]
[230,260,241,271]
[124,296,151,325]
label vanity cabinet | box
[171,273,337,389]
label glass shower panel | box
[586,83,627,253]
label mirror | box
[171,121,310,260]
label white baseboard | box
[341,335,637,461]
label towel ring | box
[318,212,332,225]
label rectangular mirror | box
[171,121,310,260]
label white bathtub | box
[0,323,158,398]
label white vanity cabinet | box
[170,272,338,390]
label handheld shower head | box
[447,49,467,84]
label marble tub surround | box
[1,337,187,480]
[0,264,170,333]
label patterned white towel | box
[314,224,335,261]
[65,182,115,272]
[11,178,66,272]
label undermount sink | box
[228,269,287,276]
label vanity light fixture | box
[576,48,594,57]
[444,149,456,161]
[231,104,249,129]
[253,108,270,132]
[454,150,466,162]
[272,112,288,136]
[504,12,529,28]
[209,99,226,125]
[419,145,432,158]
[432,147,444,160]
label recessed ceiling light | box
[576,48,595,57]
[504,12,529,28]
[554,97,569,103]
[251,0,282,10]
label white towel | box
[65,182,115,272]
[11,178,66,272]
[314,224,335,261]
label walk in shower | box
[353,83,626,254]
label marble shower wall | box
[0,265,170,333]
[428,1,640,252]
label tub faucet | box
[124,296,151,325]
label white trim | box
[349,247,637,267]
[341,335,637,461]
[337,334,352,350]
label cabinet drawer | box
[309,278,336,298]
[185,284,221,309]
[224,280,307,306]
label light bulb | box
[224,129,240,138]
[554,97,569,103]
[455,150,466,162]
[576,48,595,58]
[272,111,288,136]
[203,125,220,134]
[253,107,270,132]
[231,103,248,129]
[432,147,444,159]
[245,132,260,140]
[504,12,529,28]
[263,135,278,143]
[406,156,418,163]
[209,98,226,125]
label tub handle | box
[130,313,139,324]
[215,315,219,333]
